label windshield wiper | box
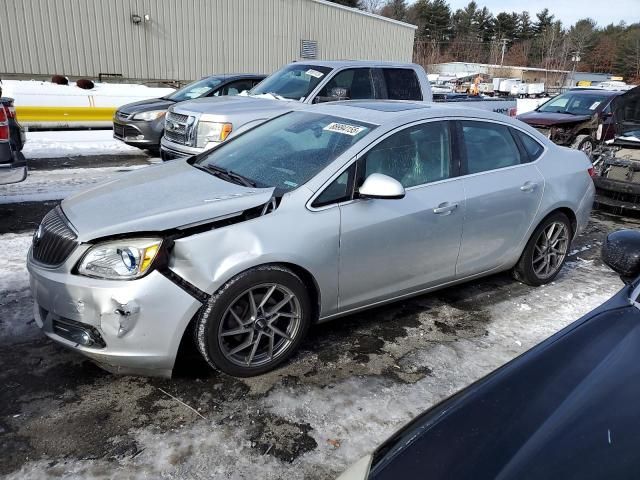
[197,164,257,187]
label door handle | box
[520,181,538,192]
[433,202,458,215]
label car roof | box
[565,88,623,96]
[306,100,519,126]
[203,74,266,81]
[290,60,420,69]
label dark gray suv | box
[113,74,265,155]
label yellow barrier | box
[15,106,117,123]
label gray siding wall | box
[1,0,416,80]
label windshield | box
[166,77,223,101]
[537,92,610,115]
[195,111,375,193]
[250,64,332,100]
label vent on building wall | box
[300,40,318,59]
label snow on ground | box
[0,233,38,345]
[22,130,144,159]
[0,165,149,204]
[3,239,623,480]
[516,97,550,114]
[2,79,174,108]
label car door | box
[336,120,465,312]
[456,120,544,277]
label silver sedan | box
[27,101,595,377]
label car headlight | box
[196,121,233,148]
[77,238,163,280]
[132,110,166,121]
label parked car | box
[593,86,640,214]
[517,88,624,158]
[338,229,640,480]
[160,60,517,161]
[113,74,265,155]
[28,101,594,377]
[0,91,27,185]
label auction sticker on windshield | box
[323,122,366,136]
[305,69,325,78]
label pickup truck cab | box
[161,60,432,160]
[161,60,518,161]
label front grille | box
[32,206,78,266]
[113,123,139,140]
[164,112,191,145]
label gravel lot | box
[1,147,637,480]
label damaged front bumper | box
[594,149,640,214]
[27,248,203,377]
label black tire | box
[571,134,595,160]
[194,265,311,377]
[147,146,161,157]
[512,212,573,286]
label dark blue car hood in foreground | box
[370,282,640,480]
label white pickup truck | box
[161,60,517,160]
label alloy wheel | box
[532,221,570,280]
[580,140,593,157]
[217,283,302,367]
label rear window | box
[382,69,422,101]
[512,128,544,161]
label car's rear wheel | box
[513,212,572,286]
[195,266,311,377]
[571,134,595,159]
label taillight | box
[5,105,16,119]
[588,167,596,178]
[0,107,8,142]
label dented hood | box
[61,159,274,241]
[517,110,592,127]
[612,86,640,143]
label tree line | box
[329,0,640,82]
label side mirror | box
[358,173,405,200]
[602,230,640,282]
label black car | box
[339,229,640,480]
[113,74,266,155]
[0,93,26,185]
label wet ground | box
[1,154,638,479]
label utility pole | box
[570,51,581,87]
[500,38,508,66]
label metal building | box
[1,0,416,82]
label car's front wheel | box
[571,134,595,159]
[195,265,311,377]
[513,212,573,286]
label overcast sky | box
[412,0,635,28]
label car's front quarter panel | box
[168,188,341,318]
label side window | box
[362,121,452,188]
[512,128,544,161]
[216,80,254,96]
[461,121,521,174]
[381,69,422,100]
[318,68,374,100]
[312,166,354,207]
